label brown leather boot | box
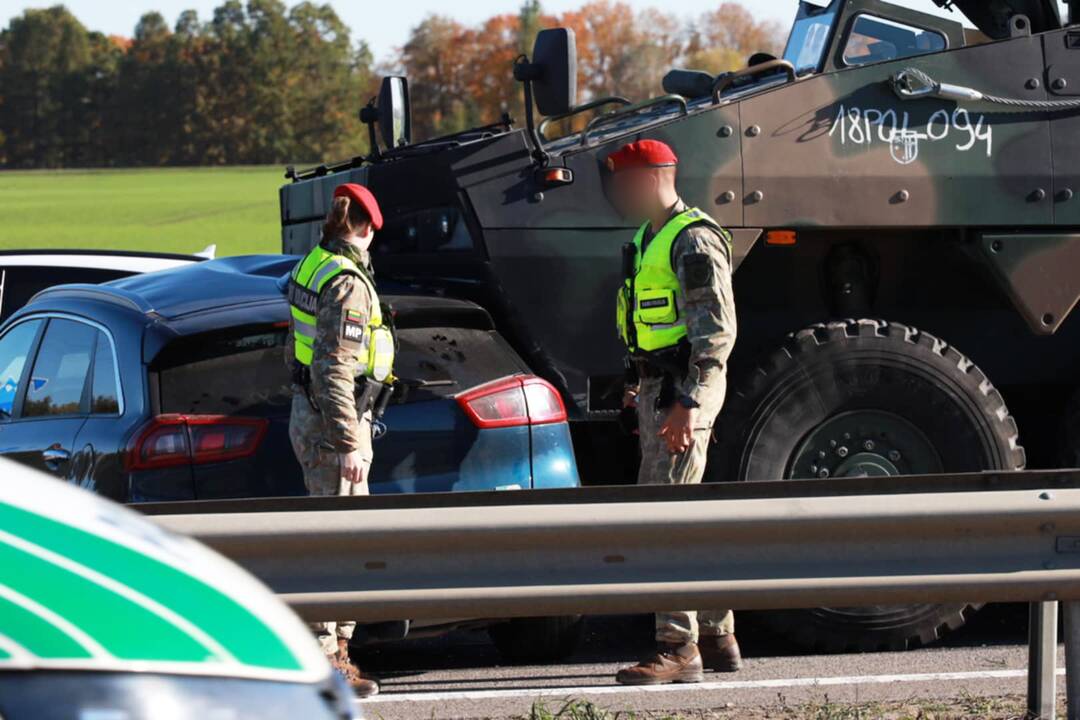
[615,642,704,685]
[699,634,742,672]
[334,638,379,697]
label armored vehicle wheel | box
[714,319,1025,652]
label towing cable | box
[892,66,1080,110]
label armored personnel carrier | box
[281,0,1080,651]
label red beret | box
[606,139,678,173]
[333,183,383,231]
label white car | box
[0,247,215,322]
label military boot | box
[699,634,742,672]
[334,638,379,698]
[615,642,704,685]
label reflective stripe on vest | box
[287,245,393,381]
[616,207,731,354]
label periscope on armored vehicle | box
[279,0,1080,654]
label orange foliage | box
[395,0,785,140]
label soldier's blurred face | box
[610,168,660,221]
[345,219,375,252]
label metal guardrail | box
[146,470,1080,719]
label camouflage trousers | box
[289,390,374,655]
[636,375,734,645]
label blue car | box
[0,255,582,662]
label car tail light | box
[126,414,269,471]
[457,375,567,429]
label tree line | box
[0,1,783,169]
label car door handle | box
[42,445,70,467]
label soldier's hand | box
[339,450,368,485]
[659,405,695,454]
[623,385,640,409]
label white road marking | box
[364,668,1065,704]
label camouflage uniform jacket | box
[284,237,375,453]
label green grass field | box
[0,167,287,257]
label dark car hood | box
[939,0,1062,38]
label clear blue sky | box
[6,1,984,60]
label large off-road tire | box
[488,615,585,664]
[713,319,1025,652]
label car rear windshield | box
[155,326,293,416]
[395,327,526,400]
[154,324,526,412]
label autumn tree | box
[0,0,784,166]
[685,4,786,74]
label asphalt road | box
[354,605,1062,719]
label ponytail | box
[322,195,372,243]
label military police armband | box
[340,309,367,345]
[682,253,714,290]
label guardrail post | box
[1030,601,1059,720]
[1065,601,1080,720]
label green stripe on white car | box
[0,458,328,683]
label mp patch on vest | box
[341,309,367,344]
[682,253,714,290]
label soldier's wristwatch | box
[677,394,701,409]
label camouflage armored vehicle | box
[281,0,1080,651]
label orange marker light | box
[545,168,572,183]
[766,230,797,246]
[535,167,574,188]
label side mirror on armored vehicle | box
[359,76,411,159]
[379,76,412,150]
[514,28,578,164]
[530,28,578,117]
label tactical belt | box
[629,343,692,410]
[631,343,691,380]
[633,359,666,379]
[292,361,393,419]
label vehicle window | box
[783,3,839,74]
[394,327,526,401]
[0,266,131,322]
[0,319,43,417]
[842,15,946,67]
[91,332,121,415]
[374,207,474,256]
[23,319,97,418]
[156,327,292,415]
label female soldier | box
[285,182,393,697]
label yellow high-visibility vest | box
[288,245,394,383]
[616,207,730,353]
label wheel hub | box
[787,410,943,480]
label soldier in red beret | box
[610,140,742,685]
[284,182,393,697]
